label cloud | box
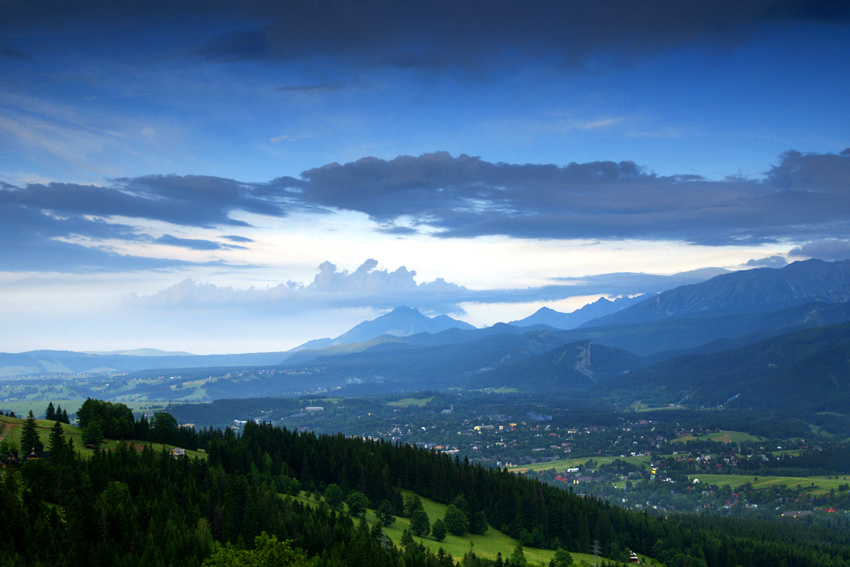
[2,175,299,228]
[744,255,788,268]
[192,1,850,73]
[276,82,346,94]
[223,235,254,243]
[5,149,850,273]
[0,175,300,271]
[131,259,471,314]
[6,1,849,75]
[789,240,850,261]
[0,48,34,62]
[155,234,247,251]
[129,259,730,315]
[281,149,850,245]
[270,135,315,143]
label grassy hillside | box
[291,488,636,566]
[0,414,206,459]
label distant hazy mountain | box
[0,350,291,377]
[293,306,476,351]
[509,296,646,329]
[583,259,850,328]
[85,348,195,357]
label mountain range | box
[4,259,850,413]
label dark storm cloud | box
[280,149,850,245]
[196,1,850,71]
[4,1,848,72]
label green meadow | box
[289,489,635,566]
[688,473,850,492]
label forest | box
[2,398,850,567]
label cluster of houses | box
[1,448,50,470]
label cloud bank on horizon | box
[1,0,849,351]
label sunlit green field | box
[0,414,206,459]
[511,454,651,474]
[688,473,850,491]
[289,489,635,566]
[671,430,762,445]
[388,397,435,407]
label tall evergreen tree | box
[45,402,56,421]
[48,420,65,456]
[20,410,43,453]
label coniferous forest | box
[3,400,850,567]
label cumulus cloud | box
[128,259,730,314]
[744,256,788,268]
[790,240,850,262]
[131,259,471,313]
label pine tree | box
[21,410,43,453]
[61,408,69,424]
[45,402,56,421]
[48,420,65,457]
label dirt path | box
[0,422,20,442]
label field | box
[388,397,435,407]
[671,430,762,445]
[511,454,651,474]
[290,489,634,566]
[688,473,850,492]
[0,414,206,459]
[0,399,174,420]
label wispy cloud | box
[270,134,315,143]
[276,82,346,94]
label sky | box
[1,0,849,354]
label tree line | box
[3,398,850,567]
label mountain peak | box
[328,306,475,345]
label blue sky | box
[1,1,849,353]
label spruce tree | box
[21,410,43,453]
[45,402,56,421]
[48,420,65,459]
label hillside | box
[585,259,850,328]
[598,320,850,411]
[467,341,645,392]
